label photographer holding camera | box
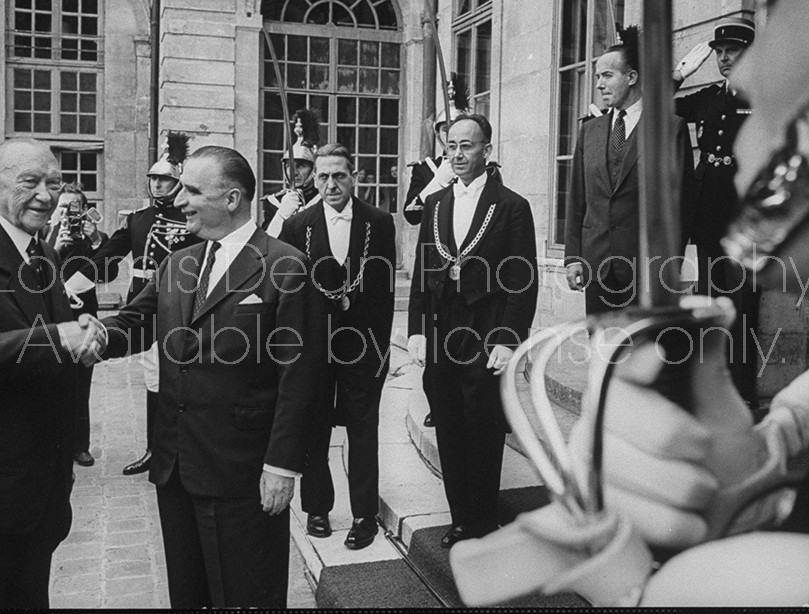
[46,183,117,467]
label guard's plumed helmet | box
[434,73,469,133]
[282,109,321,166]
[147,131,190,181]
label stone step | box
[290,312,591,608]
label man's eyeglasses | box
[446,141,488,154]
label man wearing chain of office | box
[88,131,202,476]
[278,143,395,550]
[408,114,538,548]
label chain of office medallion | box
[305,221,371,300]
[432,201,496,265]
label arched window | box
[261,0,403,212]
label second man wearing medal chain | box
[278,143,396,550]
[407,115,538,548]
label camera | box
[59,203,103,242]
[64,199,85,241]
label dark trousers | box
[300,361,383,520]
[584,267,638,315]
[0,482,72,609]
[155,466,289,608]
[696,248,760,409]
[424,359,506,536]
[73,363,93,453]
[423,285,507,536]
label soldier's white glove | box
[419,159,455,201]
[408,334,426,366]
[278,190,302,220]
[675,42,713,81]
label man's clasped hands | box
[57,313,107,367]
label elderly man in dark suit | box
[565,28,694,314]
[278,143,396,550]
[0,138,104,607]
[408,114,538,548]
[91,146,318,608]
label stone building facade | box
[2,0,802,396]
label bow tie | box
[329,210,352,224]
[454,183,477,199]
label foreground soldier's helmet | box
[281,109,321,166]
[434,73,470,133]
[147,131,190,181]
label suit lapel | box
[0,225,52,325]
[436,186,456,254]
[311,204,334,261]
[592,114,613,194]
[190,229,268,325]
[346,196,366,266]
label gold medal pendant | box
[449,264,461,281]
[339,295,351,311]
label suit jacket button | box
[180,366,188,373]
[178,404,186,413]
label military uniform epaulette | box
[134,203,151,212]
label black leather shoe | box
[306,514,332,538]
[74,451,95,467]
[122,450,151,476]
[344,517,378,550]
[440,525,470,548]
[423,413,434,427]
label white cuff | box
[263,463,301,479]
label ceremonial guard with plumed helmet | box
[262,109,323,237]
[88,131,202,476]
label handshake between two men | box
[56,313,107,367]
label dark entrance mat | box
[315,558,443,608]
[404,486,589,608]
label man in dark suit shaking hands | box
[408,115,538,548]
[0,138,105,607]
[279,143,396,550]
[92,146,318,608]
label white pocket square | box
[238,294,263,305]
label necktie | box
[26,237,46,287]
[609,109,627,185]
[192,241,220,320]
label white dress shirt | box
[452,171,487,248]
[612,97,643,138]
[323,198,353,265]
[199,220,257,298]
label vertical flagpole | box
[639,0,679,307]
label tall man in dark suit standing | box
[91,146,318,608]
[0,138,105,607]
[408,115,538,548]
[565,28,694,314]
[279,143,396,550]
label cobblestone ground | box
[50,355,317,608]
